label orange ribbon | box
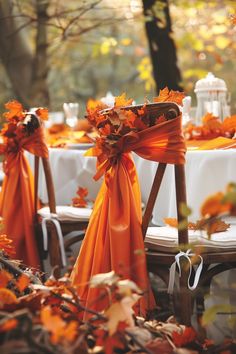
[0,127,48,268]
[71,116,186,317]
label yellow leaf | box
[215,36,230,50]
[105,295,138,335]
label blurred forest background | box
[0,0,235,116]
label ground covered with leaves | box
[0,237,235,354]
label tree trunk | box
[0,1,34,108]
[142,0,183,93]
[0,0,50,108]
[30,0,50,107]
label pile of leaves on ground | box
[0,237,235,354]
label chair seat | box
[38,205,92,222]
[145,225,236,254]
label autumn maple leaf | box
[16,274,30,293]
[154,87,185,106]
[3,100,25,121]
[77,187,88,198]
[41,306,77,344]
[0,234,16,257]
[114,93,133,107]
[0,288,18,308]
[35,107,48,120]
[0,270,13,288]
[200,192,231,217]
[0,318,18,333]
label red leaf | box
[16,274,30,292]
[172,327,197,347]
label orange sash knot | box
[70,116,186,317]
[0,127,48,268]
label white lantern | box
[194,72,230,124]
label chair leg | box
[48,222,62,278]
[178,266,193,326]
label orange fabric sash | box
[70,117,186,315]
[0,128,48,268]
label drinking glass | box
[63,103,79,128]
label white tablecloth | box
[27,148,236,224]
[134,149,236,224]
[27,148,102,206]
[26,146,236,340]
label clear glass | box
[63,103,79,128]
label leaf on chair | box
[153,87,185,106]
[114,93,133,107]
[202,219,230,238]
[72,197,87,208]
[3,100,24,121]
[164,218,195,230]
[35,108,48,120]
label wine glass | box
[63,103,79,129]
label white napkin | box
[38,206,92,221]
[145,225,236,251]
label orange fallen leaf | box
[172,326,197,347]
[0,234,15,257]
[35,107,48,120]
[16,274,30,292]
[0,270,13,288]
[222,115,236,133]
[114,93,133,107]
[4,100,24,121]
[163,218,178,228]
[0,318,18,333]
[41,306,77,344]
[0,288,18,307]
[154,87,185,106]
[201,192,231,217]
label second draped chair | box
[33,145,92,278]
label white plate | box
[67,143,94,150]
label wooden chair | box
[139,104,236,327]
[33,141,91,278]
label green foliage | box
[202,304,236,327]
[0,0,235,115]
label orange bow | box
[71,116,186,317]
[0,127,48,268]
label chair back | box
[33,155,56,218]
[135,102,189,246]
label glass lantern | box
[194,72,230,124]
